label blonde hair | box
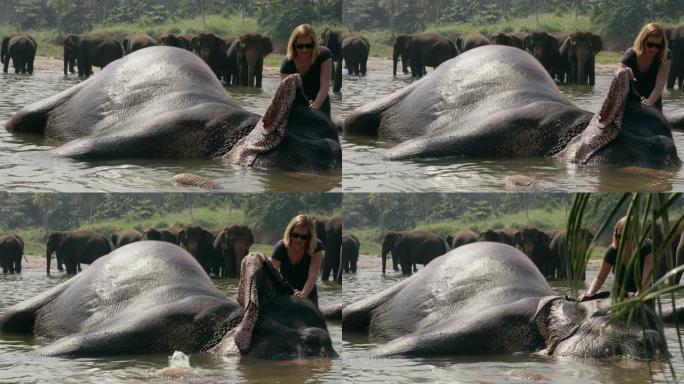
[283,214,317,255]
[633,23,669,62]
[286,24,320,62]
[613,216,635,264]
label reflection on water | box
[0,70,341,192]
[341,69,684,192]
[341,257,683,384]
[0,264,343,383]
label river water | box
[341,68,684,192]
[0,262,344,383]
[341,257,684,384]
[0,68,341,193]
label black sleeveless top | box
[280,46,333,116]
[621,47,671,109]
[271,239,324,303]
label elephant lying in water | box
[5,46,341,172]
[0,242,337,359]
[344,45,680,169]
[342,242,664,359]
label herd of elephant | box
[393,30,604,85]
[381,226,684,285]
[0,217,348,282]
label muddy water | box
[0,260,343,383]
[341,256,684,384]
[0,65,341,193]
[341,67,684,192]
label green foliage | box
[588,0,647,36]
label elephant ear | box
[233,252,293,354]
[178,230,188,249]
[262,37,273,56]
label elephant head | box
[237,33,272,87]
[381,231,401,274]
[393,34,411,76]
[45,231,67,275]
[235,252,337,359]
[178,226,214,268]
[489,32,516,47]
[141,228,163,241]
[60,34,79,76]
[191,33,225,63]
[567,31,599,85]
[213,224,254,278]
[513,228,553,276]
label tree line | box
[0,193,341,235]
[2,1,681,41]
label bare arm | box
[646,58,670,106]
[635,252,654,297]
[279,72,288,81]
[298,250,323,299]
[311,58,332,110]
[270,257,281,272]
[579,260,612,301]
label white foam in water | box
[168,351,191,368]
[156,351,198,379]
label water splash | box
[156,351,198,380]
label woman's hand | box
[641,97,653,107]
[309,100,320,110]
[578,292,591,302]
[293,290,305,299]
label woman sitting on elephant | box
[280,24,332,117]
[270,214,324,305]
[579,217,654,301]
[619,23,671,111]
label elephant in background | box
[558,31,602,85]
[178,226,215,273]
[548,229,594,280]
[316,217,342,282]
[513,227,556,278]
[1,34,37,74]
[341,233,359,273]
[489,32,517,47]
[46,230,112,275]
[394,32,458,77]
[342,242,664,359]
[342,35,370,75]
[191,33,230,81]
[320,28,343,92]
[0,233,24,274]
[61,33,123,77]
[122,33,156,54]
[524,31,561,78]
[158,33,191,50]
[381,230,446,275]
[446,228,478,249]
[456,32,488,53]
[0,243,337,359]
[141,227,179,244]
[479,228,514,245]
[213,224,254,278]
[667,25,684,90]
[110,229,142,248]
[234,33,272,88]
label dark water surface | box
[341,70,684,192]
[0,70,341,193]
[0,263,343,383]
[341,259,684,384]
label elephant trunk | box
[381,246,389,274]
[245,48,258,87]
[46,244,53,275]
[393,47,399,77]
[63,54,69,76]
[574,47,590,85]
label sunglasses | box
[290,232,310,241]
[645,42,663,49]
[295,43,314,50]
